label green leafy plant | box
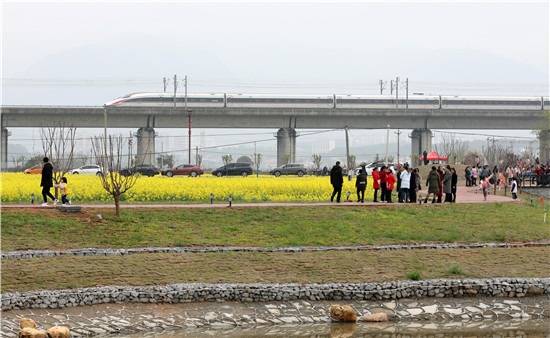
[406,270,421,281]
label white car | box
[355,162,396,176]
[71,165,104,176]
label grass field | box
[3,247,548,292]
[2,202,548,251]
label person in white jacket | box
[399,166,411,203]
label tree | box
[222,154,233,165]
[92,135,139,217]
[196,153,203,167]
[41,125,77,198]
[156,154,174,168]
[312,154,322,170]
[463,151,482,166]
[434,133,467,165]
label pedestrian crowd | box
[328,161,460,204]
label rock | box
[19,318,37,329]
[329,304,358,322]
[18,328,48,338]
[360,312,390,322]
[527,286,544,295]
[46,326,70,338]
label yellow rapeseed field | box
[0,173,373,203]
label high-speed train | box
[106,92,550,110]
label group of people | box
[40,157,70,206]
[329,161,460,204]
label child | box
[511,177,518,200]
[57,177,71,205]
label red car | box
[162,164,203,177]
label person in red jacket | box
[385,168,396,203]
[372,167,380,202]
[379,166,387,202]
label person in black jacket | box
[330,161,344,203]
[40,157,57,206]
[355,169,367,203]
[451,167,458,202]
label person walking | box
[355,169,367,203]
[409,168,419,203]
[56,176,71,205]
[385,168,396,203]
[379,166,388,202]
[443,165,453,203]
[372,167,380,202]
[465,166,471,187]
[424,166,440,203]
[451,167,458,202]
[399,165,411,203]
[40,157,57,206]
[330,161,344,203]
[511,177,518,200]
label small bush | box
[406,270,421,280]
[448,264,464,275]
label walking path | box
[1,186,515,209]
[3,240,549,260]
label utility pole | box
[405,78,409,109]
[395,129,402,164]
[254,141,259,178]
[195,145,199,166]
[345,127,350,171]
[163,77,167,93]
[395,76,399,108]
[185,75,191,165]
[379,80,385,95]
[385,124,390,165]
[173,74,177,108]
[390,80,394,95]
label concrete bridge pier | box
[276,128,296,166]
[135,127,156,166]
[410,128,433,167]
[539,130,550,164]
[1,128,10,170]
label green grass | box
[447,263,464,275]
[1,202,549,251]
[2,247,548,292]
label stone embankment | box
[3,241,549,260]
[2,278,548,311]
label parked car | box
[212,163,253,177]
[71,165,104,176]
[162,164,203,177]
[270,163,307,177]
[120,165,160,177]
[355,162,396,176]
[24,165,42,175]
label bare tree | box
[254,153,262,169]
[222,154,233,165]
[435,133,467,165]
[41,125,77,198]
[312,154,322,170]
[92,135,139,217]
[347,154,357,169]
[196,153,203,167]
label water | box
[116,320,550,337]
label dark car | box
[212,163,253,177]
[162,164,203,177]
[270,163,307,177]
[120,165,160,177]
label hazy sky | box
[1,1,548,164]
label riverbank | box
[1,295,548,337]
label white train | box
[106,92,550,110]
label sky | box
[1,1,549,166]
